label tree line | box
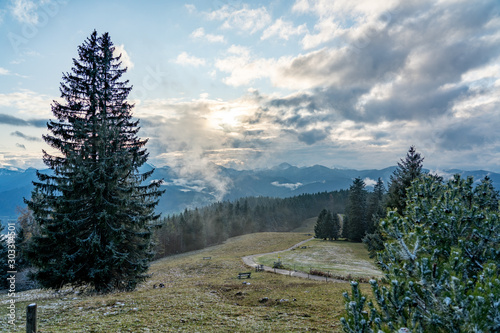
[332,146,429,258]
[154,191,348,258]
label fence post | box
[26,303,37,333]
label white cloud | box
[135,93,276,171]
[293,0,397,50]
[113,44,134,69]
[363,177,376,187]
[190,27,225,43]
[271,181,303,190]
[0,89,53,117]
[0,67,28,78]
[215,46,282,87]
[185,4,196,14]
[207,4,271,34]
[174,52,206,67]
[261,19,308,41]
[291,0,311,13]
[215,46,350,90]
[11,0,39,24]
[227,45,250,56]
[301,19,345,49]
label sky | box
[1,0,500,175]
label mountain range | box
[1,163,500,224]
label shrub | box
[341,175,500,332]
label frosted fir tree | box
[25,31,164,292]
[341,175,500,332]
[386,146,424,213]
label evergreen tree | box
[14,225,28,270]
[386,145,424,213]
[314,209,329,239]
[343,177,368,242]
[363,178,386,258]
[329,212,341,240]
[25,31,163,292]
[0,224,9,289]
[341,175,500,332]
[365,177,385,234]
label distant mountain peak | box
[276,162,293,170]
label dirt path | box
[241,237,346,283]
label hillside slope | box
[0,231,375,332]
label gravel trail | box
[241,237,347,283]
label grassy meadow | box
[257,217,382,280]
[1,226,378,332]
[256,239,383,280]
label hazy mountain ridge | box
[1,164,499,222]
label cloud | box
[0,67,26,78]
[10,0,39,24]
[219,0,500,133]
[163,178,207,193]
[190,27,225,43]
[174,52,206,67]
[16,143,26,149]
[0,90,53,118]
[113,44,134,69]
[0,148,44,169]
[292,0,397,50]
[271,181,303,190]
[0,113,46,127]
[261,19,308,41]
[363,177,377,187]
[215,46,278,86]
[185,4,196,14]
[207,4,271,34]
[11,130,41,141]
[3,0,496,174]
[143,0,500,173]
[135,95,275,197]
[297,128,329,145]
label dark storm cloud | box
[0,113,47,127]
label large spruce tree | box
[25,31,163,292]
